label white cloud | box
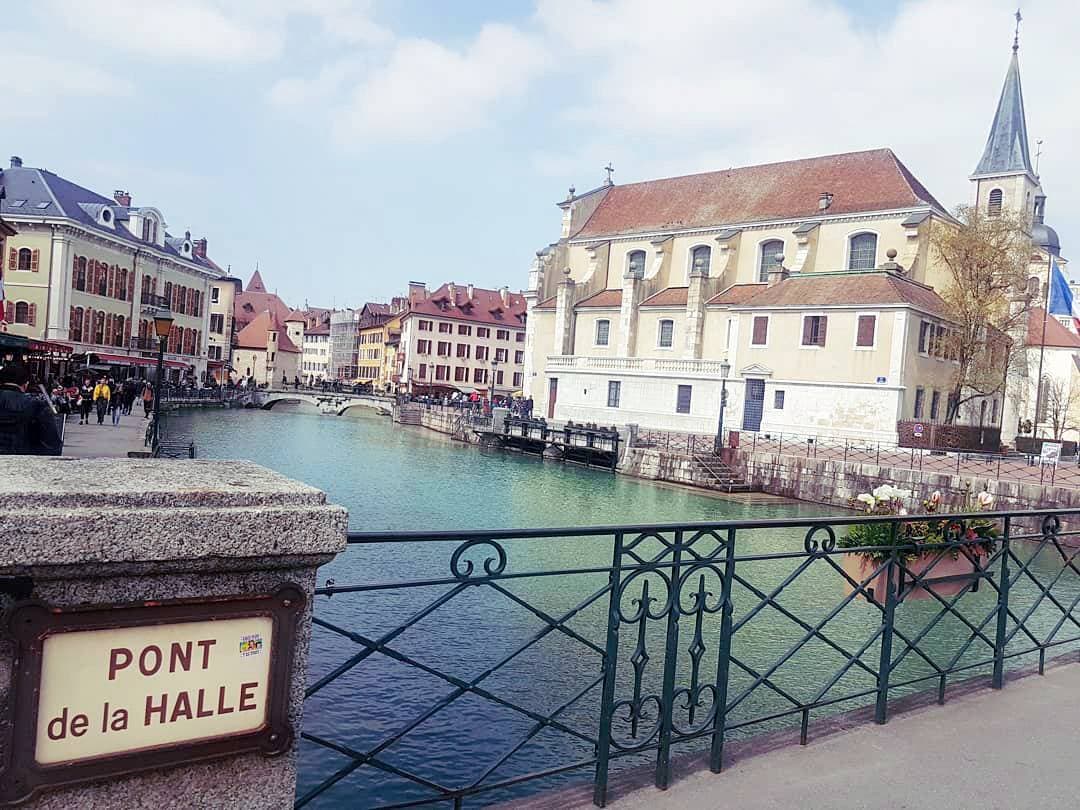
[0,47,134,121]
[316,24,550,144]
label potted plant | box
[839,485,998,602]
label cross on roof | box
[1014,8,1022,52]
[604,163,615,185]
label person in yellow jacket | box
[92,376,110,425]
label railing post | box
[992,517,1012,689]
[593,532,625,807]
[655,530,684,790]
[876,442,881,466]
[874,526,899,725]
[709,527,737,773]
[778,434,783,455]
[844,440,849,464]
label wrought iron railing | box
[298,508,1080,808]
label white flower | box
[856,493,877,509]
[893,489,912,502]
[899,507,909,516]
[872,484,895,501]
[977,491,995,509]
[930,490,942,504]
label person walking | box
[78,378,94,425]
[0,362,63,456]
[110,380,123,427]
[93,376,110,425]
[142,382,154,418]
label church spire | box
[972,15,1035,179]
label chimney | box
[9,156,22,169]
[818,191,833,211]
[408,281,427,300]
[448,282,456,302]
[767,252,789,287]
[193,238,208,259]
[466,283,474,300]
[113,189,132,207]
[499,286,510,307]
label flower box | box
[841,550,981,602]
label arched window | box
[17,248,32,271]
[595,319,611,346]
[690,245,711,276]
[848,233,877,270]
[988,188,1003,217]
[114,315,125,347]
[76,257,87,291]
[627,250,646,278]
[71,307,83,342]
[14,301,29,324]
[658,318,675,348]
[1027,276,1040,298]
[97,263,108,296]
[758,239,785,282]
[93,311,105,344]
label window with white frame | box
[676,385,692,414]
[758,240,784,282]
[595,319,610,346]
[690,245,711,276]
[607,380,621,408]
[657,319,674,348]
[847,233,877,270]
[801,315,827,347]
[627,250,646,277]
[855,314,876,348]
[750,315,768,346]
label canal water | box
[168,406,1080,808]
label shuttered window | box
[751,316,768,346]
[607,381,621,408]
[856,314,876,347]
[801,315,827,346]
[676,385,692,414]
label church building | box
[523,34,1067,445]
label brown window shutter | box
[5,302,14,322]
[71,256,78,288]
[753,316,768,345]
[28,303,37,327]
[30,249,39,272]
[107,266,114,298]
[817,317,828,346]
[802,317,812,345]
[128,272,135,301]
[857,315,875,347]
[7,248,15,271]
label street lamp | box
[490,359,499,401]
[714,359,731,454]
[152,309,174,449]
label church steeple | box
[972,30,1035,179]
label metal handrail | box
[299,507,1080,808]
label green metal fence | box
[298,508,1080,808]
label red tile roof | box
[246,269,267,293]
[707,283,767,306]
[640,287,689,307]
[1027,307,1080,349]
[576,289,623,308]
[404,283,527,327]
[574,149,946,238]
[534,295,558,311]
[725,271,947,315]
[234,310,301,353]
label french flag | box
[1047,259,1080,332]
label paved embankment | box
[607,664,1080,810]
[60,412,149,458]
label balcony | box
[130,336,161,351]
[140,294,171,311]
[545,355,730,376]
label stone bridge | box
[252,389,392,416]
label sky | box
[3,0,1078,309]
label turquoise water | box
[168,406,1080,808]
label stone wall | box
[618,446,715,489]
[897,420,1001,452]
[739,449,1080,513]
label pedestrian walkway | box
[61,411,150,458]
[607,664,1080,810]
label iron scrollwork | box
[450,537,508,580]
[804,525,837,555]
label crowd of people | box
[403,391,535,418]
[49,376,154,425]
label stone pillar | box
[553,275,577,356]
[618,272,643,357]
[0,459,347,810]
[685,270,708,359]
[44,233,72,342]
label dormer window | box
[181,240,192,257]
[141,216,159,243]
[100,208,112,223]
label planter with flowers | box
[838,485,998,602]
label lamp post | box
[714,359,731,454]
[151,309,174,450]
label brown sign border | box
[0,584,304,806]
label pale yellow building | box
[0,157,222,382]
[207,270,241,382]
[357,302,392,386]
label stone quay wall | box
[0,458,347,810]
[618,446,715,490]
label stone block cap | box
[0,459,348,569]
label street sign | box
[913,423,924,438]
[1041,442,1062,466]
[1,586,303,805]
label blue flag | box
[1046,260,1080,330]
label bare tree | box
[931,205,1034,423]
[1039,375,1080,440]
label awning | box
[28,339,73,356]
